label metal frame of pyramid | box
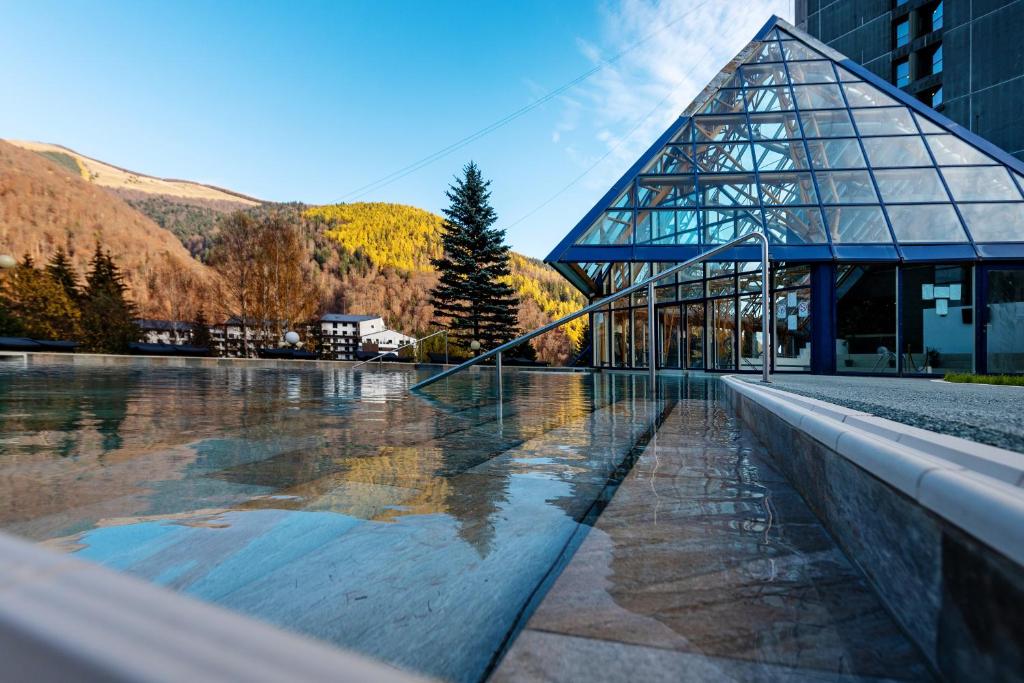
[546,16,1024,297]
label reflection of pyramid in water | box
[547,17,1024,294]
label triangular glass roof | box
[547,16,1024,294]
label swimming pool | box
[0,359,671,682]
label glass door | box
[986,269,1024,374]
[710,298,736,370]
[657,304,682,368]
[686,302,705,369]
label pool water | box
[0,361,673,682]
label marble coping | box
[722,376,1024,568]
[0,531,432,683]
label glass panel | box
[942,167,1023,201]
[806,138,866,169]
[913,112,944,134]
[739,294,765,371]
[680,282,703,300]
[774,264,812,288]
[752,140,810,172]
[686,302,705,369]
[958,203,1024,241]
[799,109,856,137]
[738,264,763,292]
[873,168,949,202]
[862,136,933,167]
[610,187,632,208]
[678,264,704,282]
[747,111,801,140]
[785,60,838,84]
[759,171,819,205]
[576,210,633,245]
[852,107,917,135]
[901,264,974,373]
[710,298,736,370]
[779,40,824,61]
[699,174,758,206]
[656,284,677,302]
[632,308,648,367]
[773,288,812,371]
[836,264,897,374]
[694,142,755,173]
[700,89,745,115]
[636,209,699,244]
[764,206,828,244]
[702,209,761,243]
[895,19,909,48]
[926,135,993,165]
[638,176,697,208]
[748,41,784,63]
[744,86,795,112]
[895,59,910,88]
[842,81,899,108]
[740,63,789,87]
[792,83,846,110]
[887,204,968,242]
[707,276,735,297]
[836,66,862,82]
[611,309,630,367]
[610,263,630,295]
[693,114,749,142]
[707,262,735,278]
[987,270,1024,373]
[658,306,682,369]
[825,206,892,243]
[815,170,879,203]
[593,310,609,366]
[643,145,693,174]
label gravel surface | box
[739,374,1024,453]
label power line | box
[498,24,739,235]
[337,0,714,202]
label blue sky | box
[1,0,791,258]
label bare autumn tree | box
[210,211,321,355]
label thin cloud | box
[561,0,792,189]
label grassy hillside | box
[306,203,586,354]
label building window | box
[895,59,910,87]
[836,265,897,374]
[931,1,944,31]
[895,19,909,48]
[929,85,943,108]
[901,264,973,373]
[930,44,943,74]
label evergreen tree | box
[191,308,212,348]
[430,162,518,349]
[79,244,141,353]
[0,257,79,340]
[46,247,81,303]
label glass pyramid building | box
[547,16,1024,376]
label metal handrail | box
[353,329,448,368]
[411,232,771,392]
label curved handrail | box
[353,329,448,369]
[411,232,771,391]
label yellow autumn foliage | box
[305,203,586,349]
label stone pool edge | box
[0,531,434,683]
[721,375,1024,682]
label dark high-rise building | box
[795,1,1024,162]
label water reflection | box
[0,361,677,682]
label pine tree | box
[0,257,79,340]
[46,247,81,303]
[79,244,141,353]
[430,162,518,350]
[191,308,212,348]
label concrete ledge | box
[723,376,1024,566]
[0,531,430,683]
[722,376,1024,681]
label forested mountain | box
[1,140,585,362]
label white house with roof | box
[316,314,415,361]
[136,319,193,346]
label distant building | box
[316,314,415,361]
[210,317,285,358]
[136,319,192,346]
[796,0,1024,163]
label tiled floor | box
[493,397,935,682]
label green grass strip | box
[944,373,1024,387]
